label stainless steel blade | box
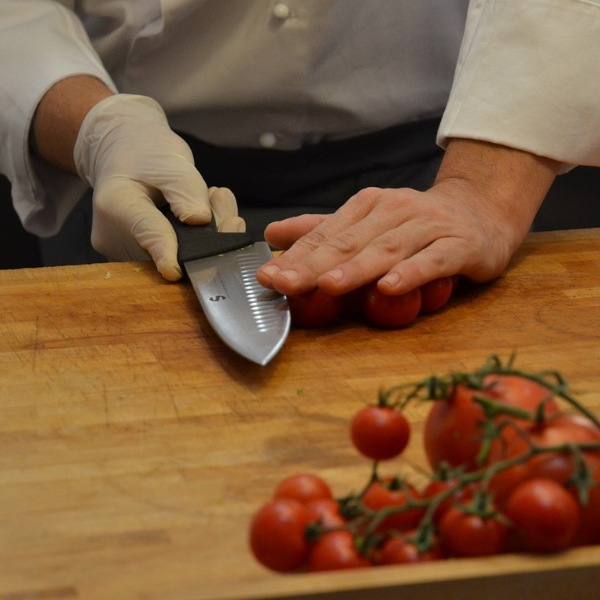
[184,242,290,365]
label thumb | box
[92,180,184,281]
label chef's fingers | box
[208,187,246,233]
[91,180,183,282]
[263,214,329,250]
[256,192,380,293]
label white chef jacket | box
[1,0,600,237]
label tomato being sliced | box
[419,277,454,315]
[287,288,343,328]
[361,283,422,329]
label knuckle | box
[293,232,323,253]
[371,231,404,255]
[325,231,360,255]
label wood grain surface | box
[1,229,600,599]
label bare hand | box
[257,139,560,297]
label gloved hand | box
[73,94,245,281]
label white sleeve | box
[0,0,117,236]
[438,0,600,172]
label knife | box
[160,206,290,365]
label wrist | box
[433,138,560,240]
[32,75,114,174]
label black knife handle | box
[159,205,255,265]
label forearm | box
[32,75,114,175]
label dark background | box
[2,167,600,270]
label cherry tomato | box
[422,478,475,525]
[287,288,343,328]
[483,375,559,423]
[423,374,560,471]
[419,277,454,315]
[504,478,581,552]
[439,505,508,557]
[249,498,312,572]
[305,497,346,529]
[350,405,411,461]
[274,473,334,504]
[339,288,363,319]
[308,530,371,572]
[377,534,443,565]
[487,413,600,507]
[361,479,425,533]
[569,454,600,546]
[361,283,422,329]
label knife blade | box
[161,206,290,365]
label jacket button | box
[272,3,291,19]
[259,132,277,148]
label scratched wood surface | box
[1,228,600,600]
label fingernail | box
[325,269,344,283]
[381,272,400,288]
[279,269,299,283]
[259,265,280,279]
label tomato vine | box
[249,355,600,572]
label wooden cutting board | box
[1,228,600,599]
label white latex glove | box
[73,94,245,281]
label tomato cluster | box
[287,276,457,329]
[249,356,600,572]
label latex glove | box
[74,94,245,281]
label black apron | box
[178,117,443,238]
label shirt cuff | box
[438,0,600,174]
[0,1,117,235]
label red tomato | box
[422,478,475,525]
[361,479,425,533]
[439,505,508,557]
[249,498,312,572]
[377,534,443,565]
[308,530,371,572]
[339,288,363,319]
[423,374,560,471]
[419,277,454,315]
[274,473,333,504]
[504,478,581,552]
[361,283,422,329]
[305,497,346,529]
[350,405,411,461]
[569,455,600,546]
[487,413,600,507]
[287,288,343,328]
